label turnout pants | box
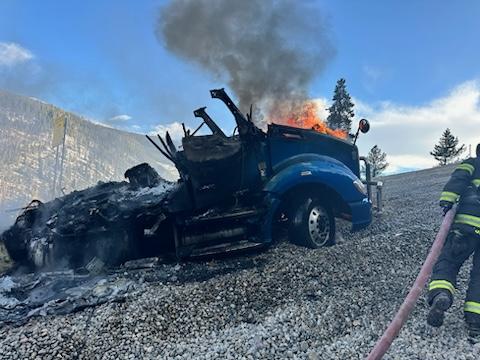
[428,226,480,325]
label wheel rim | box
[308,205,330,246]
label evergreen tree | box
[327,78,355,132]
[430,128,466,166]
[367,145,389,177]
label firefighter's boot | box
[427,291,452,327]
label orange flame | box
[270,101,347,140]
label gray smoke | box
[156,0,335,123]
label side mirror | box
[353,118,370,145]
[359,119,370,134]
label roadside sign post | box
[58,116,68,195]
[51,113,67,198]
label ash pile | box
[1,163,176,272]
[0,270,141,326]
[0,257,169,326]
[0,253,264,326]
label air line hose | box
[366,208,456,360]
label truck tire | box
[289,197,335,248]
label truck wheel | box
[289,197,335,248]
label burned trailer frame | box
[146,89,373,258]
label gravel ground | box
[1,164,480,359]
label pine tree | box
[367,145,389,177]
[327,78,355,132]
[430,128,466,166]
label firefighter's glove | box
[439,200,453,216]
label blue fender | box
[260,154,371,241]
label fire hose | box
[366,208,456,360]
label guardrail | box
[360,157,383,213]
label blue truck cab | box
[266,124,372,231]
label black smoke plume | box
[156,0,335,125]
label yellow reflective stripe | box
[457,163,475,175]
[428,280,455,294]
[440,191,459,203]
[465,301,480,315]
[455,214,480,229]
[473,179,480,187]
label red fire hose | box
[366,208,456,360]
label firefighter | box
[427,144,480,343]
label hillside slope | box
[0,90,175,226]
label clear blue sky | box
[315,0,480,104]
[1,0,479,141]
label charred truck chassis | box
[2,89,373,271]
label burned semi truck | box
[2,89,373,271]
